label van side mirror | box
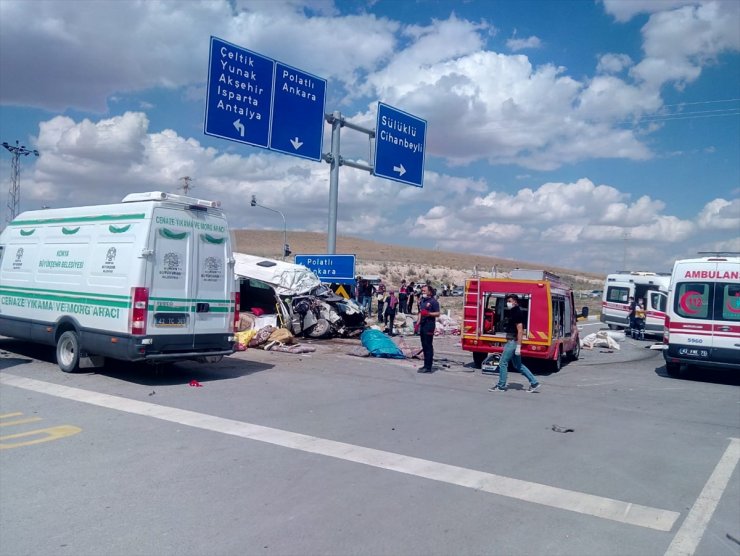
[581,306,589,319]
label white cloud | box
[596,53,634,74]
[506,35,542,52]
[602,0,698,22]
[697,198,740,230]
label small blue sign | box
[271,62,326,162]
[295,254,356,284]
[205,37,274,148]
[373,102,427,188]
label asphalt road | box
[1,323,738,556]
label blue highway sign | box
[271,62,326,161]
[205,37,327,162]
[295,254,356,284]
[373,102,427,188]
[205,37,274,148]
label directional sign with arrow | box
[373,102,427,188]
[270,62,327,162]
[204,37,273,149]
[204,37,326,162]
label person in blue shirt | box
[416,284,441,373]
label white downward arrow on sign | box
[233,119,245,137]
[290,137,303,150]
[393,164,406,177]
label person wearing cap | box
[488,294,540,393]
[416,284,441,373]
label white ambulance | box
[663,254,740,375]
[600,271,671,337]
[0,192,238,372]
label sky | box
[0,0,738,274]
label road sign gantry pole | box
[322,111,374,254]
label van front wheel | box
[57,331,81,373]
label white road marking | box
[664,437,740,556]
[1,372,679,531]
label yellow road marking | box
[0,416,43,427]
[0,425,82,449]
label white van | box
[600,271,671,337]
[0,192,238,372]
[663,254,740,375]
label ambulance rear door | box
[645,290,667,337]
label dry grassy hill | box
[233,230,604,292]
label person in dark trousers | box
[627,296,636,336]
[488,294,540,392]
[376,280,386,322]
[398,280,408,314]
[416,284,440,373]
[407,281,416,314]
[384,290,399,335]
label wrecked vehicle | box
[234,253,366,338]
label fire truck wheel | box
[567,340,580,361]
[473,352,487,368]
[550,346,563,372]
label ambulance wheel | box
[56,331,81,373]
[567,340,580,361]
[473,352,487,369]
[665,361,681,377]
[550,346,563,373]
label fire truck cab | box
[462,269,580,372]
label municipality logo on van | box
[202,256,223,282]
[160,252,183,280]
[13,248,24,269]
[102,247,117,274]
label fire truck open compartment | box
[462,270,580,372]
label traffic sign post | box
[294,254,356,284]
[204,37,326,161]
[373,102,427,188]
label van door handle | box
[196,303,210,313]
[719,326,730,332]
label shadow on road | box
[0,338,272,386]
[654,363,740,386]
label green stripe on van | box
[159,228,188,240]
[0,289,129,309]
[20,229,35,236]
[9,213,146,226]
[62,227,80,235]
[201,233,225,244]
[0,285,129,301]
[109,224,131,233]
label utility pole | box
[622,230,631,271]
[2,140,39,223]
[179,176,193,195]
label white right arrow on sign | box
[393,164,406,177]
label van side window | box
[720,284,740,321]
[650,291,667,313]
[674,282,711,320]
[607,286,629,303]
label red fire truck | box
[462,269,581,372]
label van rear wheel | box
[665,361,681,377]
[56,331,81,373]
[567,340,580,361]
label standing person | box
[416,284,441,373]
[632,298,646,340]
[384,290,399,335]
[407,281,416,314]
[398,280,408,314]
[627,296,636,336]
[362,279,374,317]
[488,294,540,392]
[376,280,387,323]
